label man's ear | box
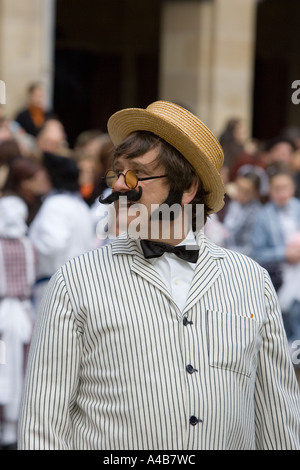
[181,177,199,205]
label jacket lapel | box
[111,234,172,301]
[183,234,226,313]
[111,232,226,312]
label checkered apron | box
[0,237,36,420]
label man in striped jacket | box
[18,101,300,450]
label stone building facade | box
[0,0,299,144]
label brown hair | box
[113,131,211,229]
[236,171,261,194]
[266,162,296,182]
[0,139,22,165]
[3,156,42,193]
[28,81,43,95]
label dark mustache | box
[99,186,143,205]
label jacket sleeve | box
[18,269,82,450]
[254,269,300,449]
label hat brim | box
[107,105,225,214]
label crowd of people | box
[0,84,299,449]
[206,118,300,352]
[0,83,114,449]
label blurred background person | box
[74,129,105,162]
[28,152,94,310]
[0,140,22,196]
[281,126,300,151]
[85,135,116,247]
[2,156,52,225]
[277,229,300,353]
[204,212,228,248]
[264,136,296,169]
[223,171,262,257]
[88,133,114,204]
[74,131,114,205]
[252,163,300,348]
[75,151,96,204]
[228,138,265,183]
[36,118,69,156]
[0,109,13,144]
[219,118,247,173]
[0,196,36,450]
[0,107,37,159]
[74,129,105,204]
[217,117,262,223]
[290,148,300,199]
[14,82,54,137]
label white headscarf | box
[0,196,28,238]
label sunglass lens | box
[105,170,118,188]
[125,170,138,189]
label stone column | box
[159,1,204,114]
[159,0,257,137]
[0,0,56,118]
[209,0,257,137]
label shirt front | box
[139,230,198,312]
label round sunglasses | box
[103,170,167,189]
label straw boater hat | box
[107,100,225,214]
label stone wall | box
[159,0,257,137]
[0,0,55,118]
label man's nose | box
[112,173,127,191]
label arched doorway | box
[252,0,300,141]
[54,0,161,146]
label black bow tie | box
[140,239,199,263]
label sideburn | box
[150,189,184,222]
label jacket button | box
[183,317,193,326]
[189,416,202,426]
[186,364,197,374]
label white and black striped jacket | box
[18,234,300,450]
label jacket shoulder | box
[206,236,265,272]
[63,242,114,269]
